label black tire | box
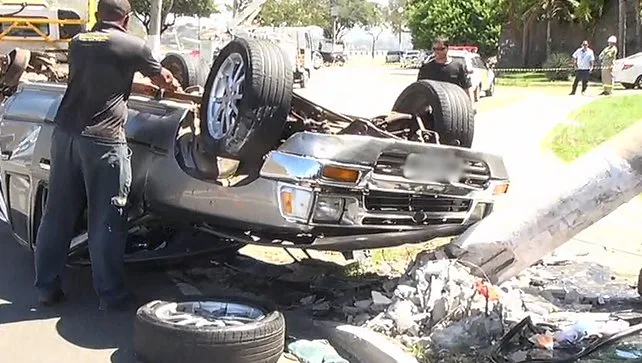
[622,82,636,89]
[134,295,285,363]
[635,75,642,89]
[161,52,208,89]
[391,80,475,148]
[312,52,323,70]
[199,37,293,161]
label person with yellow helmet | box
[598,35,618,95]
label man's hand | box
[150,67,182,93]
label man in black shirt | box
[417,36,474,107]
[34,0,179,310]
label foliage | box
[131,0,218,34]
[224,0,254,15]
[405,0,507,56]
[258,0,380,39]
[543,52,572,80]
[383,0,406,45]
[574,0,606,26]
[522,0,579,23]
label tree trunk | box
[521,19,529,66]
[634,0,640,53]
[618,0,627,57]
[449,121,642,284]
[545,16,552,57]
[371,35,376,58]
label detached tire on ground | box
[199,37,294,161]
[134,296,286,363]
[161,52,208,89]
[392,80,475,148]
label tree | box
[131,0,218,34]
[406,0,506,56]
[520,0,578,61]
[331,0,381,39]
[384,0,407,49]
[258,0,329,28]
[364,4,385,57]
[225,0,254,18]
[258,0,380,40]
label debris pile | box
[343,251,521,351]
[336,250,642,362]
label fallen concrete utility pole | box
[449,120,642,284]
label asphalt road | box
[0,65,609,362]
[0,220,186,363]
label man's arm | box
[571,49,579,68]
[459,63,474,105]
[417,62,431,80]
[135,44,181,91]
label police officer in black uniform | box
[417,36,475,107]
[34,0,179,310]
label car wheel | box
[485,81,495,97]
[622,82,636,89]
[635,75,642,89]
[391,80,475,148]
[134,296,285,363]
[161,52,208,89]
[199,37,293,161]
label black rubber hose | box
[1,2,27,17]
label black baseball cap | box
[97,0,132,21]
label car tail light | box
[622,64,634,70]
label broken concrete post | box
[451,121,642,284]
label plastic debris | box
[287,339,350,363]
[529,332,555,350]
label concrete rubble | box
[335,250,639,360]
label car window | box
[471,57,486,69]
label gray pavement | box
[0,65,635,362]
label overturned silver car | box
[0,38,509,265]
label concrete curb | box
[313,320,419,363]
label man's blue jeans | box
[34,127,132,306]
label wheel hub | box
[207,53,245,140]
[154,300,266,328]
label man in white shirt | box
[569,40,595,95]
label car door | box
[474,56,489,90]
[0,83,63,246]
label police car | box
[424,45,496,101]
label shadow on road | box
[0,222,181,362]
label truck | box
[0,0,90,61]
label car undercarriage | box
[0,37,509,265]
